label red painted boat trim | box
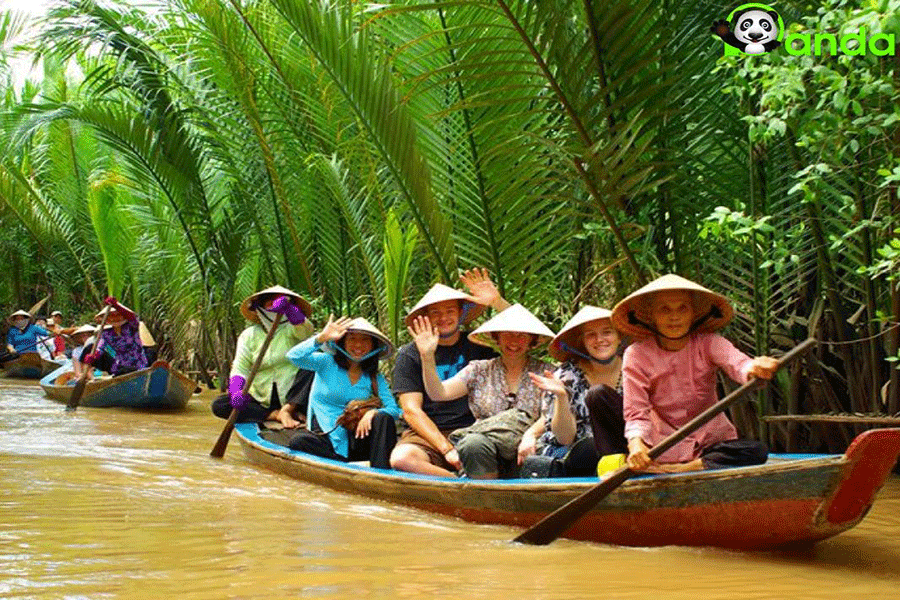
[235,425,900,548]
[825,428,900,525]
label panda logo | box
[712,5,782,55]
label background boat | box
[235,424,900,550]
[40,361,196,410]
[1,353,62,379]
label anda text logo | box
[712,3,896,57]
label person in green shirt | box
[211,285,315,426]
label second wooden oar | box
[513,337,818,546]
[67,307,112,411]
[210,312,283,458]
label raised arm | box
[408,316,467,401]
[105,296,138,325]
[286,314,351,372]
[460,268,510,312]
[269,296,315,341]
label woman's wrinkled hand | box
[748,356,779,380]
[278,405,302,429]
[626,437,653,471]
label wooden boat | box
[40,360,196,410]
[0,352,62,379]
[235,423,900,549]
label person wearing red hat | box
[84,298,148,376]
[611,275,779,473]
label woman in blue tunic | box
[286,316,400,469]
[3,310,49,364]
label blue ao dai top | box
[286,337,400,457]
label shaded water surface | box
[1,380,898,599]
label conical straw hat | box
[138,321,156,346]
[72,324,96,336]
[7,309,32,325]
[611,274,733,339]
[338,317,393,360]
[468,304,555,349]
[549,306,616,362]
[240,285,313,324]
[95,302,136,320]
[404,283,486,328]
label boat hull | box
[40,361,196,410]
[235,424,900,549]
[1,353,61,379]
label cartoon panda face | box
[733,10,778,45]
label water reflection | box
[1,380,898,599]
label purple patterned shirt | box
[99,321,148,375]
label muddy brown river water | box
[1,380,898,599]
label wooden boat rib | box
[40,360,196,410]
[1,352,62,379]
[235,423,900,549]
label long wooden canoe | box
[235,423,900,549]
[0,352,62,379]
[40,360,196,410]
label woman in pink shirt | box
[611,275,778,473]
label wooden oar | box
[66,307,112,411]
[210,312,283,458]
[16,333,72,354]
[513,337,818,546]
[27,295,50,317]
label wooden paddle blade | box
[513,467,634,545]
[66,376,90,411]
[28,295,50,316]
[210,409,239,458]
[68,300,113,412]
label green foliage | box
[1,0,898,447]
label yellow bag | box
[597,453,626,477]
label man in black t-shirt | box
[390,269,509,476]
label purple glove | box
[270,296,306,325]
[228,375,252,410]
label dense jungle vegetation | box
[1,0,898,452]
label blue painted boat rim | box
[235,422,845,488]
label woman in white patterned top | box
[409,304,554,478]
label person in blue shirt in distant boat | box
[3,310,50,364]
[286,316,401,469]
